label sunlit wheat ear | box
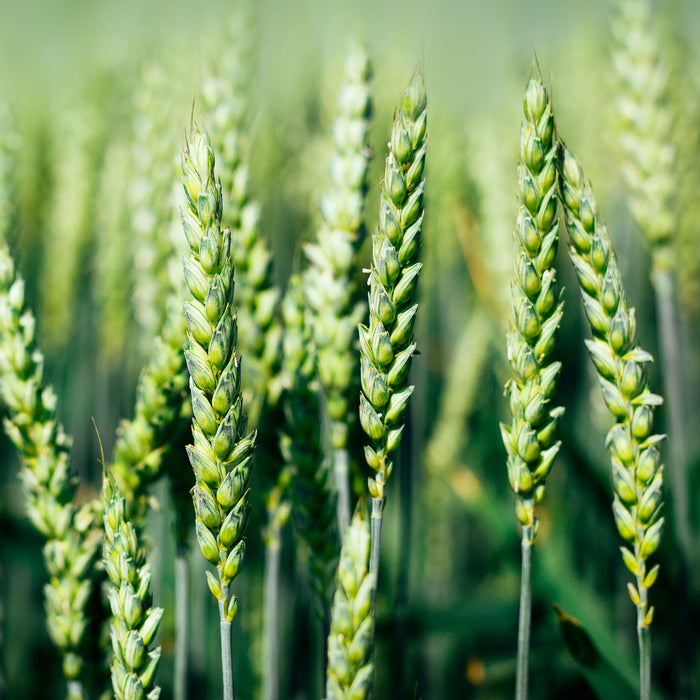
[0,244,102,699]
[500,69,564,539]
[180,120,255,700]
[358,65,426,506]
[325,502,375,700]
[559,141,664,700]
[102,475,163,700]
[500,67,563,700]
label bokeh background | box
[1,0,700,697]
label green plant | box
[303,47,373,535]
[180,121,255,700]
[325,502,375,700]
[559,143,664,700]
[102,475,163,700]
[280,274,338,615]
[357,66,426,586]
[499,70,563,700]
[0,244,102,699]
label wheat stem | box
[218,597,235,700]
[333,447,352,535]
[516,524,534,700]
[174,549,189,700]
[263,535,282,700]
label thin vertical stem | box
[263,536,281,700]
[394,416,414,695]
[218,593,234,700]
[653,269,692,558]
[638,620,651,700]
[369,496,384,587]
[334,447,351,537]
[516,526,533,700]
[652,268,693,699]
[174,550,189,700]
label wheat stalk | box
[325,502,375,700]
[0,244,102,700]
[303,47,373,535]
[358,66,426,591]
[102,474,163,700]
[559,143,664,700]
[180,120,254,700]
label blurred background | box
[1,0,700,698]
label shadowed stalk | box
[174,548,189,700]
[262,525,282,700]
[500,69,563,699]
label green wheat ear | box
[500,68,564,539]
[102,474,163,700]
[559,142,664,698]
[180,120,254,624]
[325,501,375,700]
[303,46,373,533]
[358,65,426,504]
[0,244,102,699]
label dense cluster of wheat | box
[1,0,699,698]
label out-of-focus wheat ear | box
[200,10,283,426]
[110,293,190,534]
[280,274,339,615]
[130,64,181,353]
[325,501,375,700]
[303,46,373,536]
[39,103,102,353]
[611,7,693,690]
[0,104,19,244]
[559,143,664,700]
[358,66,426,595]
[180,120,254,700]
[102,474,163,700]
[0,244,102,700]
